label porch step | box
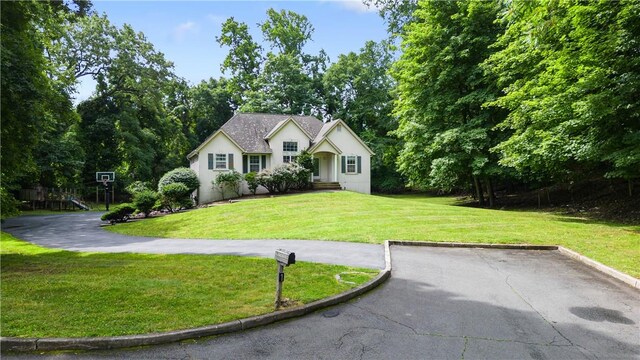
[312,182,342,190]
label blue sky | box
[76,1,388,101]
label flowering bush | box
[256,163,310,194]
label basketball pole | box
[103,179,110,211]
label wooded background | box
[2,0,638,214]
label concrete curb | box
[386,240,639,290]
[557,246,640,289]
[387,240,558,250]
[1,244,392,353]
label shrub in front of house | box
[213,170,243,200]
[255,169,278,193]
[291,163,312,190]
[157,167,199,193]
[159,182,191,212]
[132,190,159,217]
[101,203,136,224]
[244,172,259,195]
[296,150,314,171]
[256,163,310,194]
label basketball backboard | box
[95,172,115,182]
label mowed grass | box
[109,192,640,278]
[0,232,376,338]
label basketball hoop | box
[102,179,109,187]
[96,172,115,184]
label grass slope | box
[0,232,376,338]
[109,192,640,278]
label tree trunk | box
[537,191,541,208]
[485,177,495,208]
[629,179,633,197]
[473,175,485,206]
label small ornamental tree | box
[158,167,199,193]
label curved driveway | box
[2,213,385,269]
[2,213,639,359]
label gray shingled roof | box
[220,113,325,153]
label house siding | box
[326,124,372,195]
[269,122,311,167]
[196,132,243,204]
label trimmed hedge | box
[101,203,136,224]
[132,190,158,217]
[157,167,199,193]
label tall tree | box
[484,0,640,193]
[65,14,184,187]
[217,9,328,116]
[1,1,89,189]
[189,78,235,143]
[363,0,418,37]
[392,0,506,204]
[216,17,262,105]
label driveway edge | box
[1,243,392,353]
[557,246,639,289]
[387,240,639,289]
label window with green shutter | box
[346,156,357,174]
[249,155,260,172]
[215,154,227,169]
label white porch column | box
[334,154,338,182]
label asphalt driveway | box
[3,242,638,359]
[2,213,384,269]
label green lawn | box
[0,232,376,338]
[108,192,640,278]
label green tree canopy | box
[392,0,507,202]
[484,0,640,186]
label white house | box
[187,113,374,204]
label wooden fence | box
[18,188,83,211]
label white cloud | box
[334,0,379,13]
[206,14,226,24]
[173,21,198,41]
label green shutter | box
[341,156,346,173]
[357,156,362,174]
[228,154,234,170]
[242,155,248,173]
[261,155,267,170]
[208,154,213,169]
